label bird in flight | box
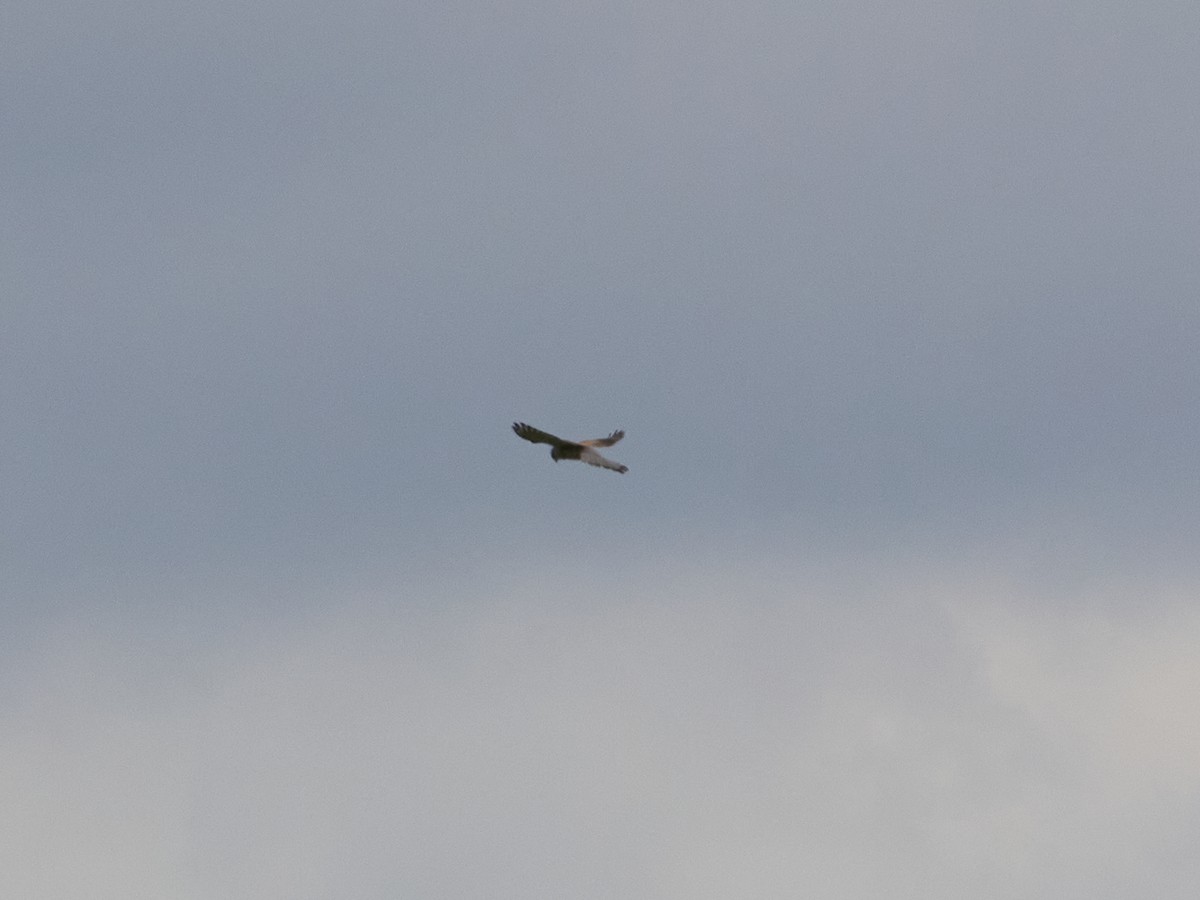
[512,422,629,473]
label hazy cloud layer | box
[5,550,1200,899]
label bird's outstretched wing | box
[579,430,624,448]
[580,448,628,473]
[512,422,570,448]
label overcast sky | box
[4,1,1200,897]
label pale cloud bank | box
[4,551,1198,899]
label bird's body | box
[512,422,629,473]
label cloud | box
[4,550,1198,899]
[951,590,1200,795]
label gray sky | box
[4,1,1200,897]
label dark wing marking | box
[512,422,568,447]
[579,430,624,448]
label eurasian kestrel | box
[512,422,628,473]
